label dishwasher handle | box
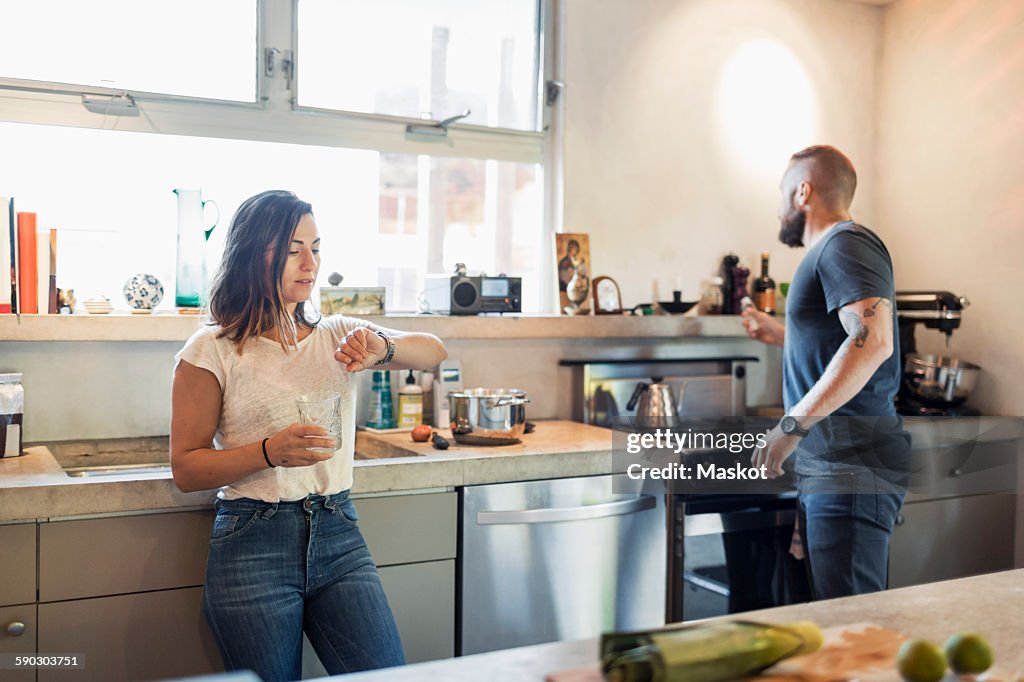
[475,494,656,525]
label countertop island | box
[317,569,1024,682]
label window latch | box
[545,80,565,107]
[406,109,471,139]
[264,47,280,77]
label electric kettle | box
[626,377,679,426]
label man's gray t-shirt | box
[783,221,910,475]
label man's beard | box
[778,206,805,248]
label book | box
[0,196,10,313]
[48,228,57,314]
[17,212,37,314]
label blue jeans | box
[798,470,905,600]
[202,491,405,682]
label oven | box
[561,357,800,623]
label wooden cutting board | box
[546,623,1013,682]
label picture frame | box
[554,232,592,315]
[320,286,386,316]
[592,276,623,315]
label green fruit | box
[944,632,994,674]
[897,639,947,682]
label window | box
[297,0,542,131]
[0,121,544,313]
[0,1,554,314]
[0,1,257,101]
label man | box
[743,145,910,600]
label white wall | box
[876,0,1024,417]
[563,0,883,306]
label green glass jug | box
[174,188,219,308]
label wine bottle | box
[753,253,776,315]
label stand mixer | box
[895,291,979,417]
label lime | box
[944,632,994,674]
[897,639,947,682]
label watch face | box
[781,416,796,434]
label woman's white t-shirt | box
[174,315,369,502]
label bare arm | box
[788,296,895,426]
[170,361,335,493]
[334,324,448,373]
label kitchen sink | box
[65,463,173,477]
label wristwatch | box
[373,330,396,366]
[779,415,810,438]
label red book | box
[17,212,37,314]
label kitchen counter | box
[315,568,1024,682]
[0,420,616,522]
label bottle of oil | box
[753,253,776,314]
[602,620,822,682]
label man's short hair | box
[790,145,857,210]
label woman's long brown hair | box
[207,190,319,352]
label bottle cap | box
[406,370,416,385]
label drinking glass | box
[295,391,342,455]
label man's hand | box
[741,308,785,346]
[751,425,801,478]
[334,327,386,373]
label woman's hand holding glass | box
[264,423,337,467]
[335,327,386,373]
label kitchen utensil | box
[122,273,164,310]
[295,391,342,455]
[173,188,219,308]
[449,388,530,445]
[626,378,679,427]
[903,354,980,406]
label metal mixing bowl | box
[903,354,981,406]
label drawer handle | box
[6,621,26,636]
[895,514,905,527]
[476,495,656,525]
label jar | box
[0,373,24,458]
[700,277,725,314]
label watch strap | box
[373,330,396,366]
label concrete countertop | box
[0,420,616,522]
[319,569,1024,682]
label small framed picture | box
[592,276,623,315]
[320,286,386,316]
[555,232,592,315]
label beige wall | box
[563,0,883,306]
[876,0,1024,416]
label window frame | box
[0,0,562,308]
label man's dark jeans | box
[798,469,906,599]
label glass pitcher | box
[173,188,219,308]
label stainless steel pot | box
[903,354,981,406]
[449,388,530,445]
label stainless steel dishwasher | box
[458,473,665,655]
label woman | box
[170,190,447,681]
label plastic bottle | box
[366,370,396,429]
[397,370,424,427]
[419,371,435,426]
[601,620,823,682]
